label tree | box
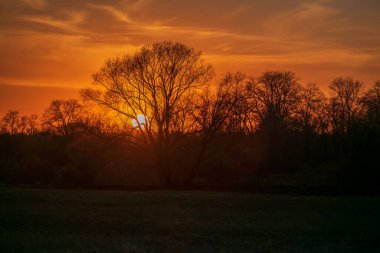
[0,111,41,135]
[223,81,255,134]
[18,115,28,134]
[294,83,329,156]
[0,110,20,134]
[246,71,301,153]
[327,77,364,135]
[187,72,246,183]
[42,99,83,137]
[82,41,214,186]
[247,71,301,128]
[363,81,380,130]
[26,114,39,135]
[297,83,328,135]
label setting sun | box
[131,114,147,129]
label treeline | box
[0,42,379,193]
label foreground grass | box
[0,187,380,252]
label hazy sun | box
[132,114,147,129]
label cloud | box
[88,3,134,24]
[20,13,84,34]
[128,0,151,11]
[0,0,379,90]
[22,0,46,9]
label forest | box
[1,42,379,193]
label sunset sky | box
[1,0,380,115]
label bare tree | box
[327,77,364,135]
[297,83,328,134]
[1,110,20,134]
[246,71,301,153]
[42,99,83,137]
[18,115,28,134]
[223,84,256,134]
[0,111,41,135]
[363,80,380,130]
[26,114,39,135]
[186,72,246,183]
[82,41,214,186]
[246,71,301,128]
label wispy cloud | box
[20,13,84,34]
[0,0,379,88]
[22,0,47,9]
[128,0,151,11]
[88,3,134,24]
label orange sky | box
[1,0,380,115]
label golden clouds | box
[0,0,379,100]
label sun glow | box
[131,114,147,129]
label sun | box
[131,114,147,129]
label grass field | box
[1,187,380,252]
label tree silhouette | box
[247,71,301,128]
[0,111,40,135]
[1,111,20,134]
[1,41,379,191]
[187,72,246,183]
[42,99,83,137]
[297,83,328,134]
[246,71,301,162]
[82,41,214,186]
[26,114,39,135]
[363,81,380,130]
[327,77,364,135]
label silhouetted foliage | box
[327,77,364,135]
[0,42,379,194]
[42,99,83,137]
[82,41,214,186]
[364,81,380,130]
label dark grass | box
[1,187,380,252]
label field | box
[1,187,380,252]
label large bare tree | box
[82,41,214,186]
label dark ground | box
[1,187,380,252]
